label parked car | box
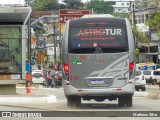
[51,71,62,88]
[151,69,160,84]
[32,70,45,84]
[143,70,159,85]
[135,70,146,91]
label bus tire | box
[74,97,81,107]
[126,95,132,107]
[67,96,74,107]
[118,96,125,107]
[67,96,81,107]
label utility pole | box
[53,22,57,65]
[132,2,136,27]
[28,0,32,73]
[130,1,136,27]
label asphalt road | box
[0,85,160,119]
[0,85,159,111]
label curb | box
[0,95,56,104]
[134,91,160,100]
[134,92,148,97]
[148,91,160,100]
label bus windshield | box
[68,22,128,54]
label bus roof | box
[81,14,114,18]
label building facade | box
[130,0,160,64]
[104,0,135,13]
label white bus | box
[62,15,136,107]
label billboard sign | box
[59,9,90,24]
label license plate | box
[91,80,104,85]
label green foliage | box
[136,0,148,8]
[135,48,140,63]
[59,3,66,9]
[135,58,139,63]
[132,27,148,63]
[31,0,59,10]
[57,59,62,65]
[112,13,129,18]
[145,0,160,40]
[145,9,160,32]
[132,27,149,44]
[85,0,114,14]
[62,0,83,9]
[135,48,140,55]
[136,0,159,9]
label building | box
[104,0,160,64]
[104,0,135,13]
[130,0,160,64]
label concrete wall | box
[0,80,17,95]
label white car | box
[150,69,160,84]
[135,70,146,91]
[143,70,157,85]
[32,70,45,84]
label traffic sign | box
[59,9,90,24]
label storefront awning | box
[138,43,158,48]
[142,43,158,47]
[145,52,159,55]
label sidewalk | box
[0,86,56,104]
[0,85,159,105]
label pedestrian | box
[25,72,32,89]
[37,64,41,70]
[57,64,60,71]
[47,71,52,88]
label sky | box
[0,0,24,4]
[59,0,89,4]
[0,0,89,4]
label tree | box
[112,13,128,18]
[145,10,160,34]
[132,27,149,63]
[136,0,149,10]
[62,0,83,9]
[59,3,66,9]
[132,27,149,44]
[139,0,160,38]
[31,0,59,10]
[135,48,140,63]
[84,0,114,14]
